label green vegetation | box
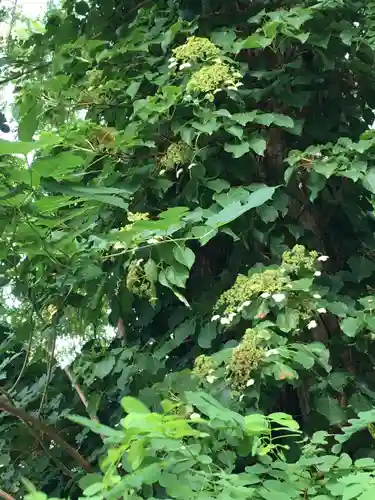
[1,0,375,499]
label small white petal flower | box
[179,62,191,70]
[159,169,166,175]
[246,378,255,387]
[239,394,245,402]
[235,82,244,87]
[165,355,169,359]
[307,320,317,329]
[168,61,177,69]
[213,88,222,94]
[317,308,327,314]
[170,333,174,339]
[227,86,237,91]
[206,375,217,384]
[176,168,184,179]
[228,312,236,320]
[188,163,197,170]
[242,300,251,307]
[168,57,176,62]
[286,284,293,289]
[190,412,201,420]
[317,255,329,262]
[313,294,321,299]
[273,293,286,303]
[314,271,322,277]
[261,292,271,299]
[220,317,230,325]
[211,314,220,322]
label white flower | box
[147,238,158,244]
[317,255,329,262]
[261,292,271,299]
[242,300,251,307]
[307,320,317,329]
[165,355,169,359]
[176,168,183,179]
[168,57,176,62]
[213,88,222,94]
[159,169,166,175]
[272,293,286,303]
[188,163,197,170]
[317,308,327,314]
[211,314,220,322]
[228,312,236,320]
[313,294,321,299]
[179,62,192,70]
[206,375,217,384]
[314,271,322,277]
[265,349,279,357]
[148,338,155,345]
[190,412,201,420]
[168,61,177,69]
[239,394,245,402]
[220,317,230,325]
[170,333,174,339]
[286,284,293,289]
[246,378,255,387]
[227,86,238,91]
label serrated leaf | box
[94,356,115,379]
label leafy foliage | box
[2,0,375,498]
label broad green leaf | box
[244,414,269,435]
[198,322,217,349]
[224,141,250,158]
[94,356,116,378]
[173,245,195,269]
[206,186,277,227]
[241,34,272,49]
[0,139,38,154]
[68,415,124,438]
[121,396,150,414]
[248,136,267,156]
[341,317,362,338]
[268,412,299,430]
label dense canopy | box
[2,0,375,498]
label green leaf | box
[276,309,300,332]
[343,484,365,500]
[224,141,250,158]
[0,139,38,155]
[341,317,362,338]
[206,186,277,227]
[315,395,346,425]
[68,415,124,438]
[241,34,272,49]
[244,414,269,435]
[121,396,150,414]
[126,80,142,99]
[94,356,116,379]
[248,136,267,156]
[198,322,218,349]
[173,245,195,269]
[268,413,299,430]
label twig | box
[0,489,16,500]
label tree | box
[2,0,375,497]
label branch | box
[0,489,15,500]
[0,62,50,86]
[0,399,92,472]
